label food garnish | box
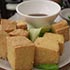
[35,64,59,70]
[29,25,51,41]
[68,16,70,20]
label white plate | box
[0,13,70,70]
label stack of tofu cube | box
[0,19,69,70]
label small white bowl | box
[16,0,61,27]
[60,8,70,22]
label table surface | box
[0,14,70,70]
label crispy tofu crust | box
[16,20,27,30]
[52,20,69,42]
[7,36,35,70]
[1,19,17,32]
[9,29,29,37]
[0,30,8,59]
[44,33,64,55]
[34,37,60,65]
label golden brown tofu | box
[52,20,68,30]
[34,37,60,65]
[0,30,8,59]
[0,24,2,30]
[52,20,69,42]
[44,33,64,55]
[9,29,29,37]
[54,26,69,42]
[16,20,27,29]
[1,19,16,32]
[7,36,35,70]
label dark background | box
[0,0,23,19]
[0,0,70,19]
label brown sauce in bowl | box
[28,14,47,16]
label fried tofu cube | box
[52,20,68,30]
[44,33,64,55]
[0,30,8,59]
[9,29,29,37]
[7,36,35,70]
[0,24,2,30]
[52,20,69,42]
[34,37,60,65]
[1,19,16,32]
[54,26,69,42]
[16,20,27,29]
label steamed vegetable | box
[29,28,42,42]
[29,25,51,41]
[68,16,70,20]
[35,64,59,70]
[39,26,52,37]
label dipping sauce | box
[28,14,47,16]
